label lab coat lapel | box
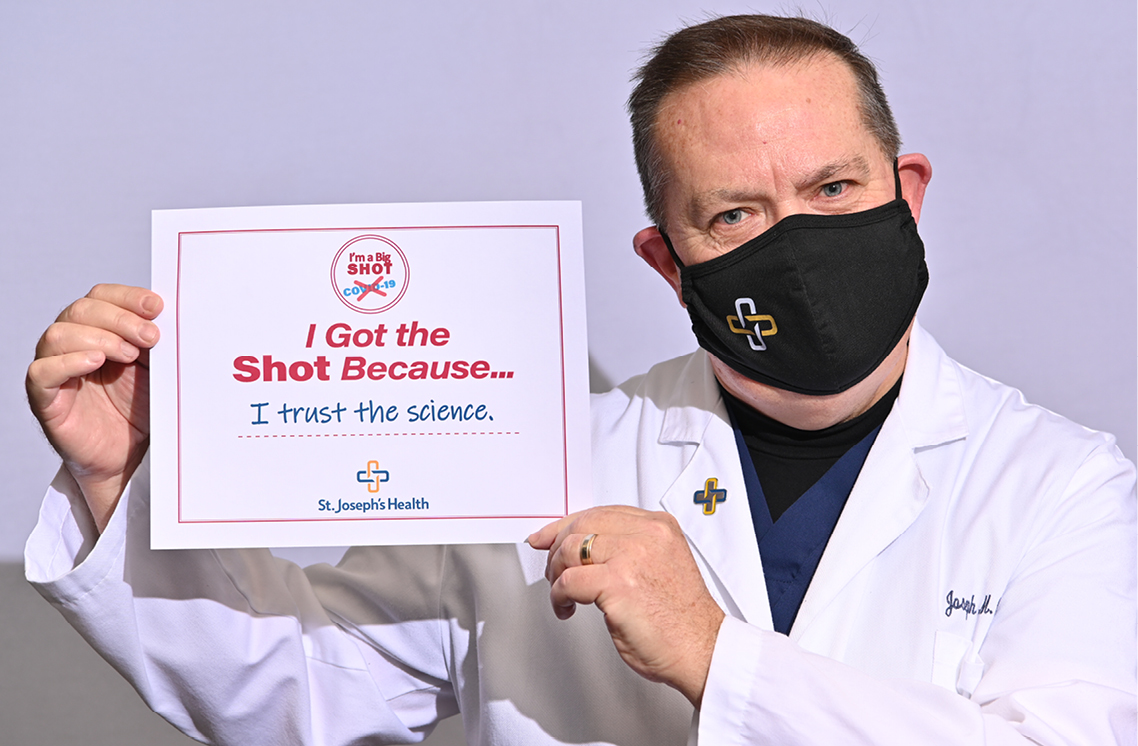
[656,360,773,631]
[788,412,927,642]
[790,323,968,642]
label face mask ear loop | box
[893,158,902,201]
[657,228,687,270]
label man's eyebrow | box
[798,156,872,189]
[683,156,875,223]
[687,188,765,220]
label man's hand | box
[528,506,725,707]
[26,284,162,533]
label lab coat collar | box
[894,321,970,450]
[657,352,720,446]
[652,322,969,637]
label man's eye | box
[821,181,846,198]
[721,209,745,225]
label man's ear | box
[897,153,933,224]
[633,226,685,307]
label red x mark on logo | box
[354,279,388,301]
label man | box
[25,14,1135,745]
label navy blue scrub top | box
[728,414,882,635]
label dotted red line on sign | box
[242,432,525,436]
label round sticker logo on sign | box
[330,234,410,313]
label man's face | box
[642,53,926,428]
[656,54,897,261]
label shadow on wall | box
[1,563,465,746]
[589,354,614,394]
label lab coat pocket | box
[932,630,985,697]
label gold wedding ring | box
[580,533,598,566]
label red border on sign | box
[175,224,571,524]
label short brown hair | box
[628,15,901,229]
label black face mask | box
[661,165,927,396]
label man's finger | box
[527,512,579,549]
[529,505,654,550]
[36,322,140,364]
[550,564,609,620]
[26,351,106,412]
[83,284,163,320]
[542,508,672,578]
[56,297,160,350]
[546,532,610,583]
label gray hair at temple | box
[628,15,902,230]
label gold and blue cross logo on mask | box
[694,477,727,515]
[726,297,778,351]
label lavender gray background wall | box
[1,2,1133,744]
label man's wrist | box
[674,606,726,708]
[66,467,132,534]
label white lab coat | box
[25,323,1137,745]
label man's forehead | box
[656,53,861,124]
[654,55,871,173]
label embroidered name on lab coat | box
[945,590,996,619]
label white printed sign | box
[150,201,591,549]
